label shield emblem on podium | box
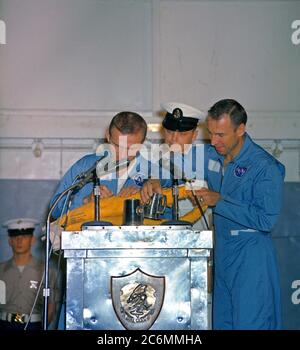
[111,268,165,330]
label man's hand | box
[118,186,140,197]
[140,180,162,204]
[49,222,63,252]
[194,188,221,207]
[99,185,114,198]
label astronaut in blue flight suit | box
[50,111,149,220]
[196,99,285,330]
[48,111,148,330]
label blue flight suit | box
[206,133,285,329]
[50,153,148,219]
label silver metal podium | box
[61,225,213,330]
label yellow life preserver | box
[55,185,207,230]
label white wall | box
[159,1,300,110]
[0,0,152,111]
[0,0,300,181]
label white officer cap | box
[2,218,39,237]
[161,102,205,132]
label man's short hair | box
[207,99,247,127]
[109,111,147,142]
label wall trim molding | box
[0,108,299,139]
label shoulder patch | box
[234,165,248,178]
[132,173,146,187]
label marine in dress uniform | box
[0,218,58,330]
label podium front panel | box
[62,226,213,330]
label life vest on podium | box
[55,185,207,230]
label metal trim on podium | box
[61,225,213,330]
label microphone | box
[76,155,106,181]
[98,157,130,176]
[76,156,130,187]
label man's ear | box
[192,129,199,142]
[30,235,36,246]
[237,123,246,137]
[105,130,110,142]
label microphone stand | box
[94,172,100,221]
[185,179,209,230]
[80,168,113,228]
[161,158,192,226]
[43,180,86,330]
[172,179,180,221]
[81,158,130,228]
